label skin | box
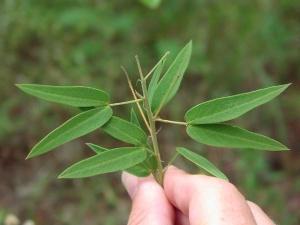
[122,166,276,225]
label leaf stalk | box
[156,118,187,126]
[110,98,143,107]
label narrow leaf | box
[151,41,192,113]
[102,116,148,146]
[185,84,290,124]
[130,108,141,127]
[27,106,113,158]
[16,84,110,107]
[86,143,151,177]
[87,143,108,154]
[148,58,165,103]
[177,147,228,180]
[126,164,150,177]
[59,147,147,178]
[187,124,288,151]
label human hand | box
[122,166,275,225]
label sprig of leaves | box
[17,41,290,184]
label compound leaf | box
[59,147,147,178]
[16,84,110,107]
[27,106,113,158]
[187,124,288,151]
[102,116,148,146]
[151,41,192,114]
[177,147,228,180]
[185,84,290,124]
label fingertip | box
[122,172,139,198]
[122,172,157,199]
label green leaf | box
[102,116,148,146]
[185,84,290,124]
[126,164,150,177]
[187,124,288,151]
[27,106,113,158]
[151,41,192,113]
[16,84,110,107]
[177,147,228,180]
[127,153,157,177]
[58,147,147,179]
[148,58,165,103]
[86,143,108,154]
[86,143,150,177]
[130,108,141,127]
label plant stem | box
[109,98,143,107]
[121,66,151,133]
[136,56,164,185]
[156,118,187,126]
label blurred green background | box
[0,0,299,224]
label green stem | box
[156,118,187,126]
[109,98,143,107]
[136,56,164,185]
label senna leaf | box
[102,116,148,146]
[86,143,150,177]
[151,41,192,113]
[187,124,288,151]
[16,84,110,107]
[177,147,228,180]
[148,58,165,103]
[185,84,290,124]
[126,164,150,177]
[130,108,141,127]
[27,106,113,158]
[58,147,147,178]
[86,143,107,154]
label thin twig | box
[109,98,143,107]
[121,66,151,133]
[144,51,170,80]
[156,118,187,126]
[163,152,179,172]
[135,91,143,99]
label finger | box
[122,172,174,225]
[164,166,256,225]
[248,201,276,225]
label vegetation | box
[1,0,299,224]
[17,42,289,185]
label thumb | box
[122,172,174,225]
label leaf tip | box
[15,84,24,90]
[25,151,35,160]
[58,170,69,179]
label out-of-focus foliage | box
[0,0,299,224]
